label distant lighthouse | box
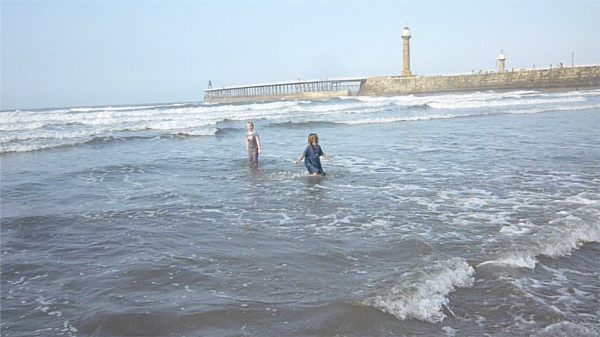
[402,26,412,76]
[497,50,506,72]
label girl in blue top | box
[295,133,332,176]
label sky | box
[1,0,599,110]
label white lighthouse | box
[497,50,506,72]
[402,26,412,76]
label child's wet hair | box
[308,133,319,144]
[247,121,254,128]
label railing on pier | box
[204,77,366,101]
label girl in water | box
[245,121,261,165]
[295,133,332,176]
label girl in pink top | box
[245,121,261,165]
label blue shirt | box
[303,144,325,175]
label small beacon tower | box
[497,50,506,72]
[402,26,412,76]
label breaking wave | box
[2,89,598,153]
[479,192,600,269]
[364,257,475,322]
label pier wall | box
[359,66,600,96]
[206,90,350,104]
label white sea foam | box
[2,89,599,153]
[508,103,600,115]
[1,138,93,153]
[442,326,458,337]
[479,255,539,269]
[531,321,598,337]
[428,96,586,110]
[69,103,186,112]
[564,192,600,205]
[479,193,600,269]
[499,222,534,235]
[338,113,460,125]
[0,102,286,152]
[358,219,391,230]
[364,257,475,322]
[173,128,218,137]
[336,100,598,125]
[349,90,580,111]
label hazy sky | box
[1,0,599,110]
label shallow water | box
[1,90,599,336]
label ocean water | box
[1,89,599,336]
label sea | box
[1,89,599,337]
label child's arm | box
[294,154,304,164]
[256,134,261,154]
[320,146,332,162]
[245,136,249,151]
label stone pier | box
[359,65,600,96]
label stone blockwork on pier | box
[359,66,600,96]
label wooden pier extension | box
[204,78,365,103]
